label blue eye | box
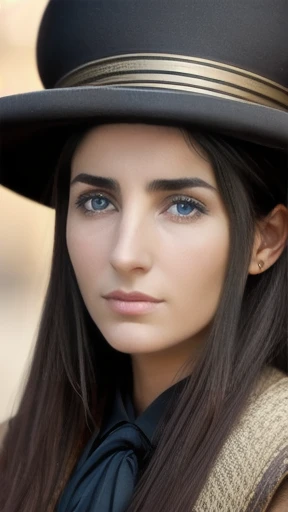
[89,196,110,211]
[169,201,195,216]
[167,196,207,220]
[75,193,115,214]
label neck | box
[131,337,203,415]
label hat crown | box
[2,0,287,206]
[37,0,288,90]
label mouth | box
[103,297,163,315]
[103,290,162,302]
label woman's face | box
[67,124,229,360]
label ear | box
[248,204,288,275]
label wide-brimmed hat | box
[1,0,287,206]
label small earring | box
[258,260,264,271]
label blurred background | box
[0,0,53,422]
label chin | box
[97,325,172,354]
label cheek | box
[167,223,229,316]
[66,219,109,289]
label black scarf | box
[57,377,187,511]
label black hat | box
[1,0,287,206]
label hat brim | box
[1,86,287,206]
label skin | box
[66,123,288,415]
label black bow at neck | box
[57,376,188,512]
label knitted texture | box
[195,366,288,512]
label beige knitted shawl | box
[195,366,288,511]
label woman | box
[0,1,288,511]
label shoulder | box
[195,366,288,512]
[237,366,288,510]
[243,365,288,431]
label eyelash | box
[74,191,209,223]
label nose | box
[109,209,154,274]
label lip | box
[103,290,162,302]
[104,298,162,315]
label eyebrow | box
[70,173,217,193]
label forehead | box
[70,123,216,185]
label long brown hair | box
[1,127,287,511]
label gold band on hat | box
[56,53,288,111]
